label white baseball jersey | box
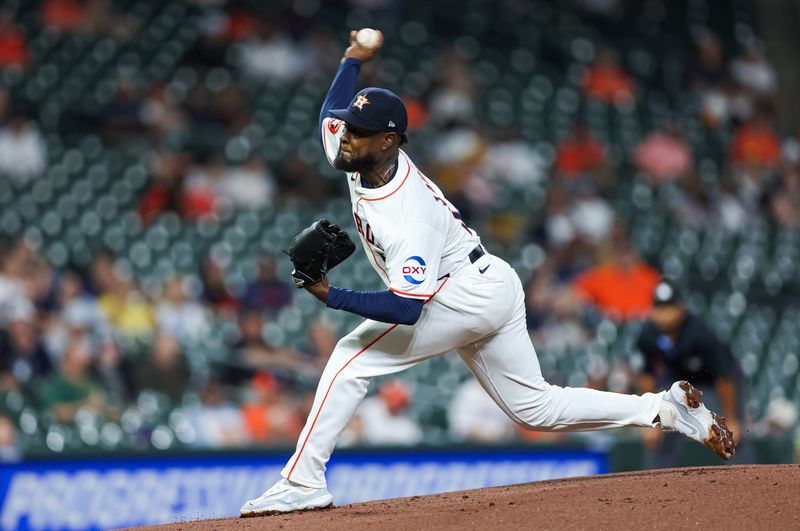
[277,113,666,489]
[321,116,480,300]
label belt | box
[439,244,486,280]
[468,244,485,264]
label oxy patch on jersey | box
[402,256,427,285]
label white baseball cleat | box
[240,478,334,517]
[658,380,736,460]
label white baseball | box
[356,28,381,49]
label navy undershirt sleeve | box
[327,286,424,325]
[319,58,362,143]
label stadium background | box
[0,0,798,528]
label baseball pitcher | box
[240,30,736,517]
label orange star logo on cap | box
[353,94,370,111]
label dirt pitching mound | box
[126,464,799,531]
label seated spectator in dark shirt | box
[0,316,53,392]
[200,256,239,315]
[636,279,743,467]
[40,335,107,423]
[134,333,190,404]
[224,311,317,384]
[240,255,292,315]
[92,339,133,408]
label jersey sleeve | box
[384,223,445,300]
[318,57,361,167]
[321,117,345,167]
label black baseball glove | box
[287,219,356,288]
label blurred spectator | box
[240,255,292,315]
[716,177,751,232]
[555,123,609,185]
[227,311,316,379]
[138,83,188,139]
[240,372,304,444]
[44,270,109,359]
[730,42,777,98]
[770,168,800,228]
[428,124,489,212]
[0,11,29,69]
[448,377,515,442]
[568,181,615,245]
[572,224,660,320]
[487,212,528,249]
[428,48,477,126]
[582,47,636,104]
[301,317,339,369]
[478,132,546,187]
[667,172,713,228]
[0,413,20,462]
[42,0,136,38]
[542,186,578,250]
[274,154,329,200]
[347,380,423,446]
[634,125,693,183]
[97,269,155,339]
[214,155,275,210]
[190,379,249,447]
[156,276,209,343]
[754,398,798,437]
[92,339,131,408]
[184,154,224,213]
[185,84,247,132]
[687,30,728,90]
[42,0,88,32]
[636,278,744,467]
[782,128,800,167]
[0,240,35,326]
[0,316,53,391]
[0,110,47,182]
[102,78,147,143]
[525,261,588,352]
[40,335,107,423]
[730,112,781,169]
[88,252,116,296]
[138,151,214,223]
[200,256,239,314]
[542,184,614,250]
[134,333,190,403]
[238,23,311,82]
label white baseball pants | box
[281,253,665,488]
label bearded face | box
[333,148,379,173]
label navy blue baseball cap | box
[653,278,682,306]
[330,87,408,138]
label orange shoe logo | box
[353,94,370,111]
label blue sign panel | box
[0,449,606,530]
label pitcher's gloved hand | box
[287,219,356,288]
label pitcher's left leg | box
[458,310,663,431]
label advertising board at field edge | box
[0,449,606,530]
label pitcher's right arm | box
[319,30,383,165]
